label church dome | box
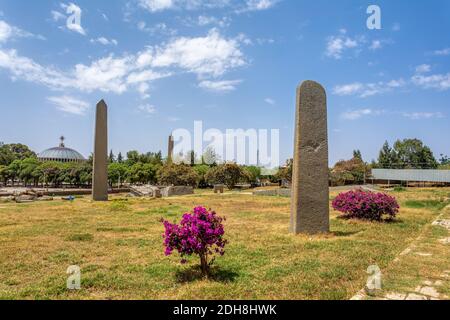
[38,137,86,163]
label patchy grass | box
[0,188,448,300]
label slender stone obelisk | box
[290,81,329,234]
[92,100,108,201]
[167,134,174,164]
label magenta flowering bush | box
[162,206,227,276]
[332,190,399,221]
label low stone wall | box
[253,189,291,197]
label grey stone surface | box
[92,100,109,201]
[161,186,194,197]
[290,80,330,234]
[214,185,224,194]
[168,135,174,164]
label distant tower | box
[168,134,174,164]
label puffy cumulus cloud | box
[47,95,90,115]
[148,29,246,77]
[325,29,361,59]
[198,79,242,92]
[0,29,247,96]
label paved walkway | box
[352,204,450,300]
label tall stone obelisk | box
[290,81,329,234]
[167,134,174,164]
[92,100,108,201]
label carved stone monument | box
[290,81,330,234]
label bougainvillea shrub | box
[162,206,227,276]
[332,190,399,221]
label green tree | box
[205,163,248,190]
[244,166,261,184]
[117,152,124,163]
[109,150,116,163]
[392,139,438,169]
[18,158,41,186]
[193,164,211,188]
[158,164,199,187]
[353,150,363,161]
[377,141,396,168]
[108,162,128,187]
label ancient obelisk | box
[92,100,108,201]
[167,134,174,164]
[290,81,329,234]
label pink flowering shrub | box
[162,206,227,276]
[332,190,399,221]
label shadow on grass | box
[176,266,238,283]
[331,231,360,237]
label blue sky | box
[0,0,449,165]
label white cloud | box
[333,79,406,98]
[0,29,246,95]
[90,37,118,46]
[198,15,230,28]
[369,40,382,50]
[137,22,177,36]
[341,108,383,120]
[433,48,450,56]
[47,95,90,115]
[51,10,66,22]
[244,0,278,11]
[411,73,450,91]
[415,64,431,74]
[138,0,174,12]
[264,98,275,105]
[0,21,12,43]
[198,79,242,92]
[149,29,246,77]
[138,104,157,114]
[402,112,444,120]
[0,20,45,43]
[325,31,360,59]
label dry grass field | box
[0,188,449,300]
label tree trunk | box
[200,253,209,278]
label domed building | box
[38,136,86,163]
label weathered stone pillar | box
[290,81,329,234]
[92,100,108,201]
[167,134,174,164]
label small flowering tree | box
[162,206,227,277]
[332,190,399,221]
